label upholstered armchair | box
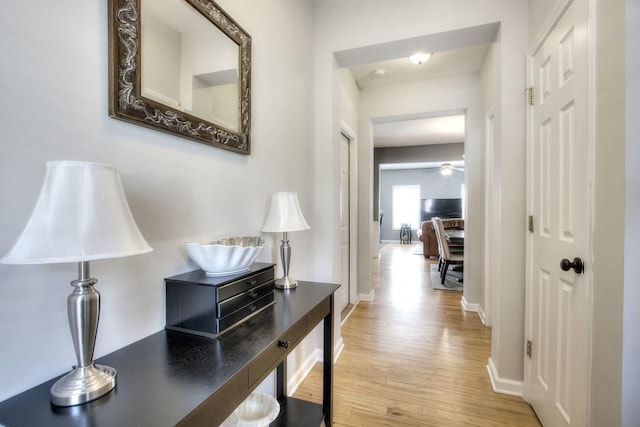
[417,218,464,258]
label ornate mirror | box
[109,0,251,154]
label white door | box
[526,0,590,426]
[338,133,351,313]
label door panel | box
[527,0,589,425]
[339,133,350,313]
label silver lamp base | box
[275,275,298,290]
[50,364,116,406]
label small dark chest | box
[165,262,276,337]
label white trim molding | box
[487,357,524,397]
[528,0,573,55]
[477,305,488,326]
[334,337,345,364]
[288,337,345,395]
[288,348,321,395]
[359,289,375,302]
[460,296,479,312]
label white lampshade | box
[2,161,152,264]
[262,192,310,233]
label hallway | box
[295,243,541,426]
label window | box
[392,185,420,229]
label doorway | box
[339,125,358,320]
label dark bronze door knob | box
[560,257,584,274]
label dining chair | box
[432,217,464,284]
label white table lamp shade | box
[2,161,152,264]
[262,192,310,232]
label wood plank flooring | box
[294,243,541,426]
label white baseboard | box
[486,357,524,397]
[341,303,357,326]
[477,306,489,326]
[334,337,344,363]
[359,289,375,302]
[460,296,479,312]
[288,348,321,395]
[287,337,345,395]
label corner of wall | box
[487,357,524,397]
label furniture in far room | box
[445,229,464,246]
[432,217,464,284]
[399,223,412,244]
[418,218,464,258]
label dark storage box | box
[165,262,276,337]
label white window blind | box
[392,185,420,229]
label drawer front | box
[215,292,275,333]
[217,268,275,301]
[217,281,275,318]
[247,317,308,387]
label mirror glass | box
[109,0,251,154]
[141,0,239,131]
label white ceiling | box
[351,44,490,90]
[335,23,498,148]
[379,160,465,171]
[372,114,466,147]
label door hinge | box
[526,340,533,358]
[528,215,534,233]
[526,87,534,106]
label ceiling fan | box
[440,162,464,175]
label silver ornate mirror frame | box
[108,0,252,154]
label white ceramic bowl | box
[225,393,280,427]
[184,236,265,276]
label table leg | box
[323,294,334,425]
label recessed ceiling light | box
[409,52,432,65]
[373,68,386,78]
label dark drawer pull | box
[246,280,258,286]
[248,291,259,299]
[278,340,290,349]
[247,305,258,313]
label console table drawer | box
[216,292,275,333]
[248,317,308,387]
[217,281,275,317]
[217,269,274,301]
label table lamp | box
[1,161,153,406]
[261,192,310,290]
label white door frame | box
[482,108,495,327]
[341,120,359,306]
[523,0,596,423]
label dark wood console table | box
[0,281,339,426]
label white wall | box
[338,68,360,130]
[0,0,320,402]
[623,1,640,425]
[142,12,182,104]
[180,25,238,118]
[590,0,626,425]
[379,168,464,241]
[480,42,499,327]
[527,0,559,41]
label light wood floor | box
[294,243,541,426]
